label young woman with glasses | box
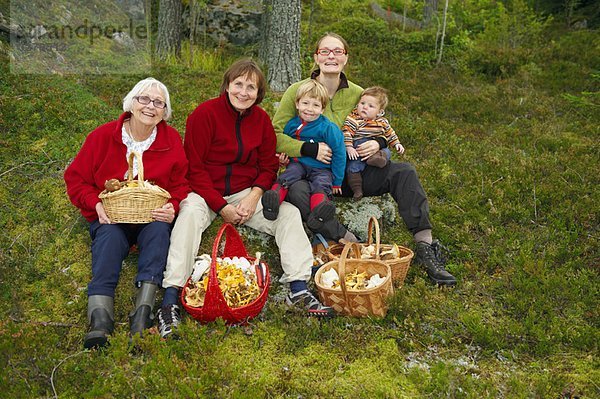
[272,33,457,287]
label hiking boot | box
[285,290,336,318]
[157,304,181,339]
[415,240,457,286]
[365,150,389,168]
[261,189,280,220]
[306,201,336,231]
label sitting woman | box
[272,33,456,286]
[64,78,190,349]
[159,59,335,339]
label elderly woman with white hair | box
[64,77,189,349]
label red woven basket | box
[180,223,270,325]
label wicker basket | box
[326,217,414,287]
[315,243,393,317]
[181,223,270,325]
[98,152,171,224]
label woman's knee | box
[277,202,304,223]
[391,161,417,176]
[92,224,129,250]
[178,193,211,224]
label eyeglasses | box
[134,95,167,109]
[315,48,347,57]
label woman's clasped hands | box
[220,188,262,225]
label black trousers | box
[287,161,432,241]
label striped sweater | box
[342,108,400,148]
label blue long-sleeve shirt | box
[283,115,346,188]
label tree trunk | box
[436,0,449,65]
[156,0,182,60]
[260,0,301,92]
[423,0,439,27]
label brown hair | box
[361,86,389,110]
[220,58,267,105]
[314,32,350,55]
[295,80,329,108]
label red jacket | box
[184,93,278,212]
[64,112,190,222]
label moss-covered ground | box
[0,1,598,397]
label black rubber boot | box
[83,295,114,349]
[307,201,336,231]
[261,189,280,220]
[129,282,158,338]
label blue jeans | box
[278,161,334,196]
[346,138,391,173]
[88,221,172,297]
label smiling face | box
[296,95,324,123]
[313,36,347,75]
[356,95,383,120]
[227,73,259,113]
[131,86,166,128]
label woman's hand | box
[333,187,342,195]
[346,146,359,160]
[152,202,175,224]
[278,152,290,168]
[316,142,332,164]
[220,204,243,225]
[236,188,262,224]
[356,140,381,161]
[95,202,112,224]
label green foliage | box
[1,0,599,397]
[466,0,553,77]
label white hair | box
[122,77,172,120]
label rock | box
[30,24,47,40]
[337,195,398,240]
[112,31,135,48]
[194,0,263,46]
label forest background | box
[0,0,598,397]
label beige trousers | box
[162,189,313,289]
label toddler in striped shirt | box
[343,86,405,200]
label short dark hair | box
[220,58,267,105]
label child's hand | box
[346,146,359,160]
[333,187,342,195]
[277,152,289,167]
[395,143,405,155]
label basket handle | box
[126,151,145,187]
[337,243,362,303]
[206,223,249,296]
[366,216,381,260]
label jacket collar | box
[310,69,350,91]
[220,91,255,118]
[112,112,170,151]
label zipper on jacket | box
[224,113,244,196]
[224,165,232,195]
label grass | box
[1,1,599,397]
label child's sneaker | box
[157,304,181,339]
[261,190,280,220]
[285,290,336,318]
